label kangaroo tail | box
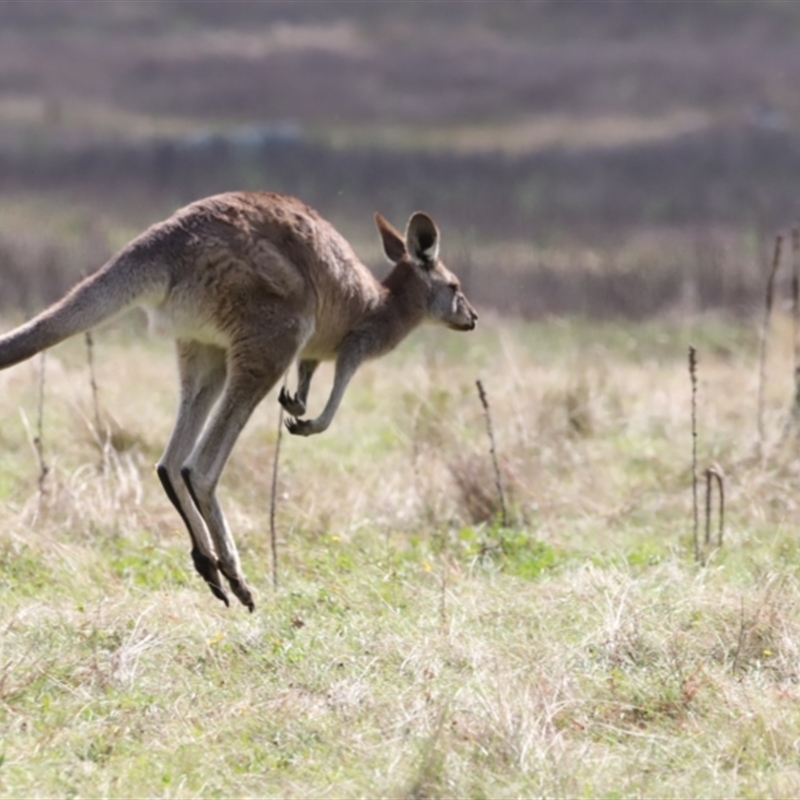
[0,241,169,370]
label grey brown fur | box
[0,191,477,610]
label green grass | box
[1,315,800,797]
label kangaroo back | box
[0,240,169,370]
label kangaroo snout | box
[451,315,477,332]
[457,300,479,331]
[450,305,478,331]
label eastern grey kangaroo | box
[0,192,478,610]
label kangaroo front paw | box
[279,387,306,417]
[285,416,317,437]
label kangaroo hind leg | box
[157,341,228,605]
[181,336,299,611]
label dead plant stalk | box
[269,378,286,591]
[792,227,800,418]
[757,234,783,459]
[85,330,103,437]
[704,467,724,548]
[689,345,699,563]
[476,379,508,528]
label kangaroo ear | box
[375,212,407,263]
[406,212,439,264]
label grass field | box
[3,4,800,795]
[1,311,800,797]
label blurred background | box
[2,0,800,320]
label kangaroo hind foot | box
[190,547,231,607]
[215,560,255,613]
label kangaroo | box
[0,191,477,610]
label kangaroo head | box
[375,211,478,331]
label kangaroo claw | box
[278,387,306,417]
[217,562,255,611]
[285,416,315,436]
[191,548,230,607]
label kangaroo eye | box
[448,283,458,292]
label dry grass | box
[1,312,800,796]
